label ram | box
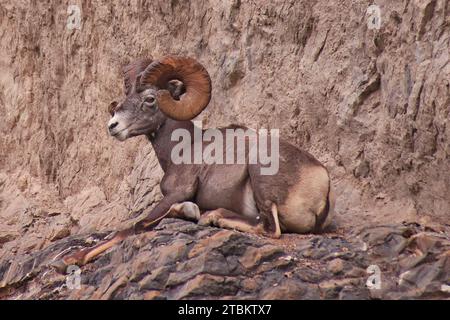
[55,56,335,268]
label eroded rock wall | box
[0,0,449,299]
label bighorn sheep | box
[55,56,334,269]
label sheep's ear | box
[108,100,118,116]
[166,79,186,100]
[123,58,153,95]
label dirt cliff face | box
[0,1,449,299]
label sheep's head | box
[108,56,212,141]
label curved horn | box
[140,56,212,121]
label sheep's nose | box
[108,121,119,131]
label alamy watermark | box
[171,121,280,175]
[67,5,81,30]
[366,264,382,290]
[66,265,81,290]
[366,5,381,30]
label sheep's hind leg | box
[198,204,281,239]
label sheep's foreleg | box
[51,228,133,272]
[52,192,197,273]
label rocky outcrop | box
[0,0,449,299]
[1,220,448,299]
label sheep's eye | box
[145,96,155,104]
[143,96,156,109]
